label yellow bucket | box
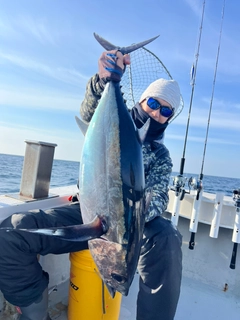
[68,250,122,320]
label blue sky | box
[0,0,239,178]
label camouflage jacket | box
[80,74,173,223]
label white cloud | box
[18,16,56,45]
[0,18,20,39]
[167,133,240,146]
[0,14,57,45]
[185,115,239,131]
[0,87,83,111]
[173,99,240,131]
[0,124,84,161]
[202,96,240,110]
[0,51,89,86]
[183,0,203,17]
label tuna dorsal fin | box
[75,115,89,136]
[137,118,150,144]
[93,33,159,55]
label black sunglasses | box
[147,97,174,118]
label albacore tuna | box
[13,33,159,296]
[77,33,159,296]
[78,78,147,296]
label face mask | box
[131,103,168,143]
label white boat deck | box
[44,273,240,320]
[1,186,240,319]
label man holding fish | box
[0,35,182,320]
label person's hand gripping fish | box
[98,50,131,86]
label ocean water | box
[0,153,79,195]
[0,153,239,197]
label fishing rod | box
[171,0,206,226]
[189,0,226,250]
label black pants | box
[0,202,88,307]
[137,216,182,320]
[0,203,182,320]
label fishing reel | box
[233,189,240,208]
[188,177,203,191]
[171,174,187,199]
[188,177,203,200]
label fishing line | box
[199,0,225,179]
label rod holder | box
[20,140,57,199]
[229,189,240,269]
[188,189,203,250]
[209,192,224,238]
[171,194,181,227]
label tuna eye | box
[111,273,127,284]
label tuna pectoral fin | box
[75,115,89,136]
[10,216,108,242]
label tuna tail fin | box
[93,33,159,55]
[137,118,150,144]
[75,115,89,136]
